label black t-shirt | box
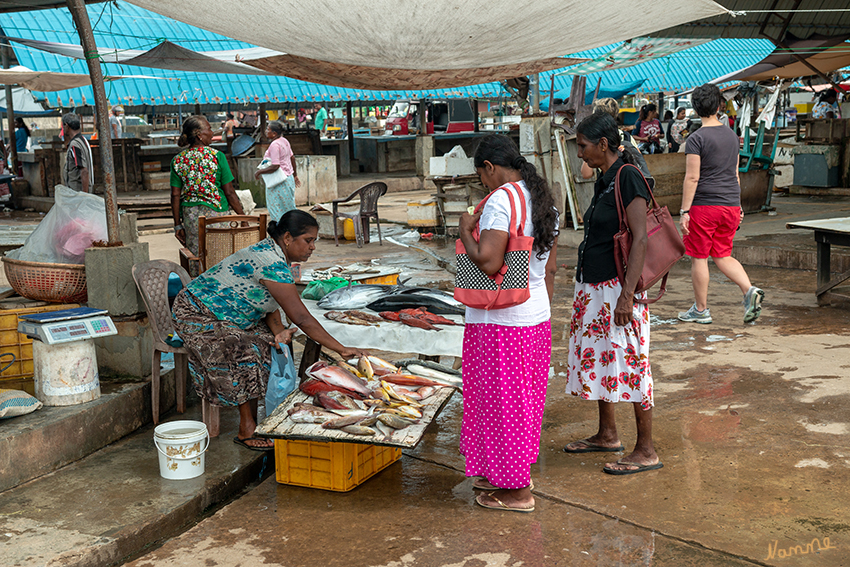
[576,159,650,284]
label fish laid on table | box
[404,364,463,388]
[400,308,458,326]
[399,287,464,309]
[304,361,371,397]
[399,313,440,331]
[393,359,462,376]
[343,310,384,323]
[324,311,379,327]
[317,284,395,310]
[377,413,419,429]
[287,403,340,424]
[366,294,465,316]
[379,311,401,321]
[300,376,364,399]
[316,390,359,410]
[340,425,376,436]
[322,412,372,429]
[382,373,453,388]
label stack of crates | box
[0,303,79,394]
[275,439,401,492]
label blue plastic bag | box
[265,344,298,416]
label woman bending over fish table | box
[173,210,367,451]
[457,134,559,512]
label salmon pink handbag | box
[454,183,534,310]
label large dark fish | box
[366,294,465,316]
[317,284,428,310]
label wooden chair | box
[180,214,268,274]
[332,182,387,248]
[131,260,220,436]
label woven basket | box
[2,257,88,303]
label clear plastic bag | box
[6,185,107,264]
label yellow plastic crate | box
[360,273,399,285]
[275,439,401,492]
[0,303,79,394]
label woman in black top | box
[563,112,662,476]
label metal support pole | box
[67,0,120,244]
[345,101,354,158]
[0,33,18,176]
[531,73,540,114]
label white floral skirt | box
[565,278,653,409]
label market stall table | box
[787,217,850,305]
[255,386,455,448]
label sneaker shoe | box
[678,303,712,324]
[743,286,765,323]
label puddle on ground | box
[649,314,679,326]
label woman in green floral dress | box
[170,115,245,276]
[172,210,366,451]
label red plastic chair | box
[332,182,388,247]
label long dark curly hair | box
[473,134,558,259]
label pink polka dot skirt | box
[460,321,551,489]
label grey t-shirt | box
[62,134,92,191]
[685,125,741,207]
[110,115,123,139]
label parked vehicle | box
[384,99,475,135]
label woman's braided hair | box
[177,115,207,147]
[473,134,558,259]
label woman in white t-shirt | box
[457,134,559,513]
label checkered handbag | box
[454,183,534,310]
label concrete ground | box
[121,260,850,567]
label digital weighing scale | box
[18,307,118,406]
[18,307,117,345]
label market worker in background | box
[170,115,245,276]
[110,105,123,139]
[631,103,662,154]
[61,113,93,193]
[313,102,328,134]
[255,120,301,222]
[172,210,367,451]
[812,88,841,119]
[457,134,558,513]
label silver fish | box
[322,412,371,429]
[317,284,396,310]
[405,364,463,388]
[374,421,395,441]
[289,410,333,424]
[377,413,418,429]
[340,425,376,436]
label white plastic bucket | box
[153,420,209,480]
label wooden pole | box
[66,0,120,244]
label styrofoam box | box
[429,156,475,177]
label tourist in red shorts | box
[677,84,764,324]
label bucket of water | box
[153,420,209,480]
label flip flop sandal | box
[602,460,664,475]
[563,438,624,453]
[475,492,535,513]
[233,436,275,452]
[472,478,534,491]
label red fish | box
[400,313,439,331]
[305,361,371,397]
[379,311,401,321]
[315,391,351,410]
[299,377,365,400]
[418,311,457,326]
[381,373,451,388]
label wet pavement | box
[124,259,850,567]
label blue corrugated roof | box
[0,2,776,107]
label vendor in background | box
[632,103,662,154]
[170,115,245,276]
[296,108,308,128]
[313,102,328,135]
[667,107,690,153]
[61,113,93,193]
[581,98,652,182]
[110,105,123,139]
[12,117,30,154]
[173,210,367,451]
[255,120,301,222]
[813,88,841,119]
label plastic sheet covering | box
[303,300,463,358]
[6,186,107,264]
[125,0,727,89]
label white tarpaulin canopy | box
[126,0,728,89]
[0,66,91,91]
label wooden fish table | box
[255,387,455,449]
